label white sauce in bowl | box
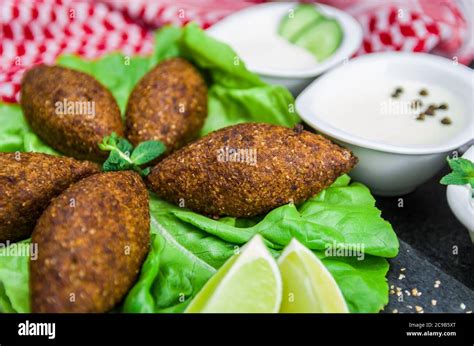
[314,79,467,146]
[207,2,362,81]
[208,4,319,72]
[225,35,318,71]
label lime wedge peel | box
[278,238,349,313]
[185,235,282,313]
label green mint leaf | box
[99,132,135,173]
[130,140,166,165]
[102,150,134,172]
[99,132,133,155]
[99,132,118,151]
[98,135,113,151]
[440,157,474,188]
[448,157,474,174]
[99,134,162,175]
[440,172,469,186]
[99,132,166,176]
[116,137,134,156]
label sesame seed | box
[392,309,398,313]
[415,306,423,313]
[460,303,466,310]
[431,300,437,306]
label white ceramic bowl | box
[207,2,362,95]
[447,145,474,242]
[296,52,474,196]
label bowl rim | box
[296,52,474,155]
[206,1,363,79]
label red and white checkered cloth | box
[1,0,473,104]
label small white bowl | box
[296,52,474,196]
[447,145,474,242]
[207,2,362,95]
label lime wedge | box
[278,239,348,313]
[185,235,282,313]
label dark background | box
[379,165,474,313]
[378,165,473,290]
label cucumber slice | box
[293,19,343,62]
[278,4,324,42]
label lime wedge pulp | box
[185,235,282,313]
[278,238,348,313]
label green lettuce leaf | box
[0,241,30,313]
[319,253,390,313]
[124,175,397,314]
[0,103,58,154]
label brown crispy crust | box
[147,123,358,217]
[30,171,150,313]
[20,65,123,162]
[125,58,207,153]
[0,152,99,243]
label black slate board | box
[374,165,474,313]
[376,165,474,290]
[384,240,474,313]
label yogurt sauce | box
[209,8,318,71]
[314,79,467,146]
[226,36,318,71]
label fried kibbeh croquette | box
[0,152,99,243]
[147,123,358,217]
[20,65,123,162]
[125,58,207,153]
[30,171,150,313]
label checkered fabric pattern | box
[0,0,154,103]
[0,0,472,104]
[358,6,447,53]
